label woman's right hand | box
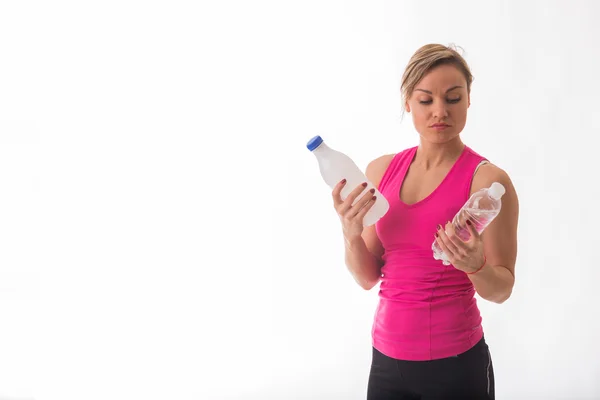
[332,179,377,242]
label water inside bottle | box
[454,208,498,240]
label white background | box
[1,0,599,399]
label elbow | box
[491,295,509,305]
[358,276,380,291]
[481,270,515,304]
[485,288,513,304]
[496,280,515,304]
[499,289,513,304]
[360,282,376,291]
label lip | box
[431,123,450,128]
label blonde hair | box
[401,44,474,104]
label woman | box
[332,44,519,399]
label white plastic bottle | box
[432,182,506,265]
[307,135,389,226]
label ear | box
[467,93,471,108]
[405,101,411,113]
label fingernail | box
[341,179,346,184]
[466,219,472,226]
[372,196,377,201]
[437,224,442,230]
[362,182,368,187]
[370,188,375,193]
[435,232,439,237]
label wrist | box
[344,235,364,249]
[466,255,487,275]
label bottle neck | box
[312,142,331,155]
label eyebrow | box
[414,85,464,94]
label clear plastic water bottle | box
[307,135,389,226]
[432,182,506,265]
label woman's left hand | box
[435,220,486,273]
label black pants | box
[367,337,494,400]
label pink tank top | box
[373,145,488,361]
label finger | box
[349,188,376,218]
[338,182,368,215]
[444,222,470,255]
[465,219,481,244]
[435,232,454,262]
[331,179,347,207]
[355,194,377,220]
[437,223,460,256]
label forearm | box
[344,237,382,290]
[468,263,514,304]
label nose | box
[432,102,449,119]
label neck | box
[414,137,465,170]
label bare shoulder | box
[472,162,516,197]
[365,154,395,188]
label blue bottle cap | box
[306,135,323,151]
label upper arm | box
[362,154,395,264]
[471,164,520,277]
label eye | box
[447,98,461,104]
[419,100,432,105]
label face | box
[405,64,470,144]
